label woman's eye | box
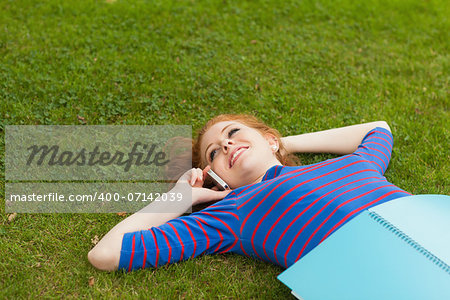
[228,128,239,137]
[209,149,217,162]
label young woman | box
[88,114,411,271]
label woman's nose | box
[222,139,234,151]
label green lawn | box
[1,0,448,298]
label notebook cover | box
[370,194,450,265]
[277,195,450,300]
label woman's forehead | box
[201,121,244,148]
[207,121,240,134]
[206,121,247,136]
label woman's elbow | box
[88,245,120,272]
[375,121,391,132]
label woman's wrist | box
[281,134,309,154]
[169,184,195,209]
[280,136,292,154]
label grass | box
[0,0,448,298]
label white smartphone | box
[207,169,230,191]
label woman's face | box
[200,121,281,189]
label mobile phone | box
[206,169,230,191]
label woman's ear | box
[264,133,279,150]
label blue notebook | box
[277,195,450,300]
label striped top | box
[118,127,412,272]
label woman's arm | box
[88,167,231,271]
[281,121,391,155]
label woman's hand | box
[175,166,232,206]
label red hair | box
[192,114,300,169]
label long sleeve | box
[353,127,394,175]
[118,198,240,272]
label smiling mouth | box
[229,147,249,168]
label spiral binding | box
[368,211,450,276]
